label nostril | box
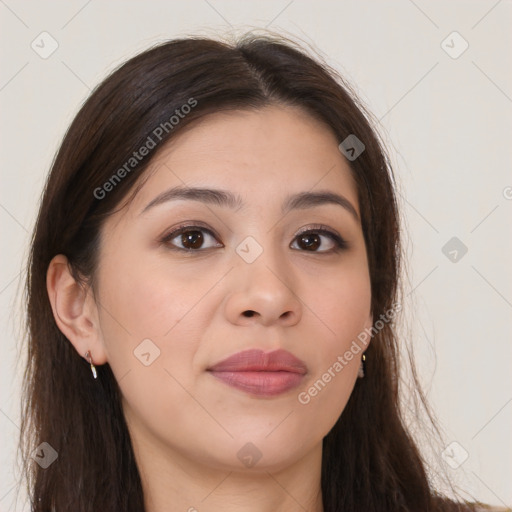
[243,310,256,317]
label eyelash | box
[159,222,348,254]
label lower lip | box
[208,371,304,397]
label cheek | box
[95,264,204,433]
[93,254,199,383]
[97,252,214,342]
[95,251,231,398]
[297,268,371,415]
[312,267,372,345]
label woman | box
[19,34,506,511]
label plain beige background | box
[1,0,511,510]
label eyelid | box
[294,223,342,239]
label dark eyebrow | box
[140,186,359,222]
[283,190,359,222]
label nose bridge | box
[235,232,289,286]
[225,232,302,326]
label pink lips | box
[207,349,307,397]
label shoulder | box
[432,497,511,512]
[474,506,512,512]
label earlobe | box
[46,254,108,365]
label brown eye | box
[161,226,223,251]
[297,233,321,251]
[180,230,204,249]
[290,227,348,253]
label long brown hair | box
[19,33,479,511]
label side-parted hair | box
[20,34,480,511]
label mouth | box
[206,348,307,397]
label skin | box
[47,105,373,512]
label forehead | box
[122,105,360,218]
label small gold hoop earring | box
[358,353,366,379]
[85,350,98,379]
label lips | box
[207,348,307,397]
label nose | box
[223,243,303,328]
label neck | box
[132,431,324,512]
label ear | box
[46,254,108,366]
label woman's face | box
[93,105,372,472]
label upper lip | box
[207,348,308,374]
